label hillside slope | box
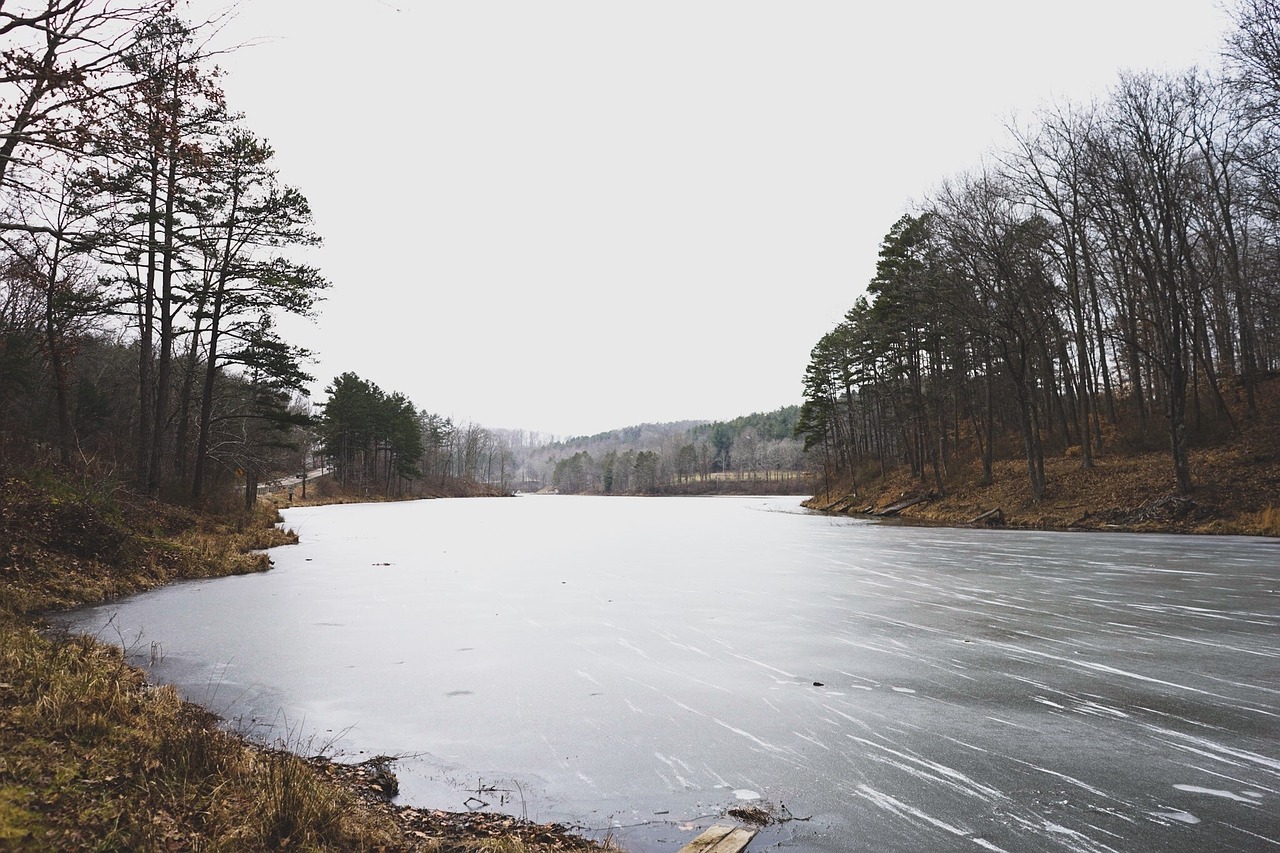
[805,381,1280,536]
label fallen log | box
[829,496,862,514]
[968,507,1004,526]
[876,495,930,517]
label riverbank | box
[0,474,614,851]
[6,428,1276,849]
[804,412,1280,536]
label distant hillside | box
[513,406,807,495]
[546,421,707,454]
[689,407,800,442]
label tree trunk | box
[148,81,182,497]
[136,153,161,490]
[43,234,73,466]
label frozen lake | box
[56,495,1280,852]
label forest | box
[529,407,806,495]
[0,1,805,506]
[0,1,334,506]
[796,0,1280,506]
[311,390,809,497]
[6,0,1280,513]
[314,370,523,497]
[0,2,523,505]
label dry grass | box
[809,378,1280,536]
[0,471,618,852]
[0,477,296,618]
[813,446,1280,535]
[0,620,406,850]
[1257,506,1280,536]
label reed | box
[1258,506,1280,536]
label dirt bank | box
[806,436,1280,536]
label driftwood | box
[810,494,862,514]
[968,507,1004,526]
[829,496,863,514]
[876,495,930,517]
[1072,495,1201,528]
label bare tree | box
[1,0,169,198]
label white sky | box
[190,0,1231,438]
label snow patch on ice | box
[1174,784,1257,803]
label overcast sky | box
[191,1,1231,438]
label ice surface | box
[54,496,1280,852]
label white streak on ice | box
[793,731,830,750]
[1004,757,1112,798]
[714,719,784,753]
[653,753,696,789]
[1042,821,1123,853]
[724,652,797,679]
[847,735,1006,801]
[616,637,649,659]
[1174,784,1260,803]
[1150,727,1280,773]
[854,784,976,839]
[1219,822,1280,847]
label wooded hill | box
[796,0,1280,523]
[1,4,324,506]
[0,5,509,507]
[521,406,808,495]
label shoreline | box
[1,476,615,851]
[801,448,1280,538]
[305,754,613,851]
[5,455,1275,848]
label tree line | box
[797,0,1280,503]
[1,1,331,507]
[317,371,517,497]
[530,407,807,495]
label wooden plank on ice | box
[677,824,757,853]
[711,827,757,852]
[677,825,732,852]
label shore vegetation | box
[0,472,614,851]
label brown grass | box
[0,475,298,618]
[0,620,405,850]
[1257,506,1280,537]
[0,471,617,852]
[808,378,1280,536]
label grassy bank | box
[0,474,612,851]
